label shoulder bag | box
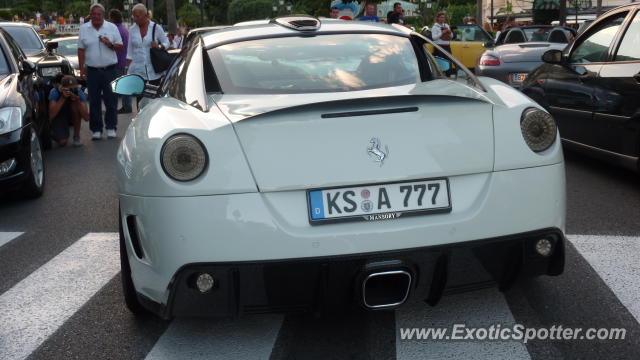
[149,23,172,73]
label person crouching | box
[48,75,89,147]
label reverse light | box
[520,108,557,152]
[535,238,553,257]
[478,54,501,66]
[196,273,215,293]
[160,134,208,181]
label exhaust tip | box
[362,270,412,310]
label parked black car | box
[522,4,640,171]
[0,22,74,148]
[0,28,45,198]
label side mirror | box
[542,49,564,64]
[46,42,58,52]
[434,56,451,73]
[111,74,145,95]
[21,60,36,75]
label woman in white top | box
[126,3,169,86]
[431,12,452,57]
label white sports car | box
[112,16,566,319]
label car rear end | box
[476,42,567,88]
[118,21,566,318]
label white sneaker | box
[92,131,102,140]
[106,129,117,139]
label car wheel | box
[119,207,150,316]
[21,127,45,199]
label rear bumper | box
[139,228,564,319]
[476,62,542,88]
[120,163,566,317]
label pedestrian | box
[329,6,340,19]
[109,8,132,114]
[48,75,89,147]
[173,28,184,49]
[359,3,380,22]
[77,3,123,140]
[79,15,84,25]
[431,12,452,55]
[69,13,74,24]
[126,3,169,92]
[387,3,404,25]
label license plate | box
[512,73,528,82]
[307,179,451,225]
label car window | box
[55,39,78,57]
[0,43,12,75]
[615,11,640,61]
[453,26,491,42]
[2,26,44,56]
[570,12,628,63]
[208,34,422,94]
[524,27,552,42]
[3,32,24,63]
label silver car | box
[476,26,576,88]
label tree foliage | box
[227,0,272,24]
[446,3,476,26]
[178,2,201,26]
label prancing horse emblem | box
[367,137,389,166]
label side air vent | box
[271,15,320,31]
[126,215,145,259]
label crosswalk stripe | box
[146,315,284,360]
[569,235,640,324]
[0,231,24,248]
[396,288,531,360]
[0,232,120,360]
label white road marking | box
[569,234,640,323]
[146,315,284,360]
[396,288,531,360]
[0,232,120,360]
[0,231,24,248]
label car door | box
[590,9,640,158]
[544,10,629,146]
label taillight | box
[478,54,501,66]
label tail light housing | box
[478,54,501,66]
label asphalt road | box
[1,113,640,360]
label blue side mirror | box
[111,74,145,95]
[434,57,451,73]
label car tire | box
[21,127,45,199]
[119,207,150,316]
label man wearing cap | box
[77,3,123,140]
[48,75,89,147]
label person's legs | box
[87,68,104,135]
[117,68,132,113]
[103,67,118,132]
[70,101,82,146]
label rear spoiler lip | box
[216,94,492,123]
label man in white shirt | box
[77,3,123,140]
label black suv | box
[522,4,640,171]
[0,27,45,198]
[0,22,74,148]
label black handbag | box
[149,23,171,73]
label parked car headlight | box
[0,107,23,135]
[520,108,557,152]
[160,134,208,181]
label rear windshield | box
[208,34,422,94]
[3,26,43,56]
